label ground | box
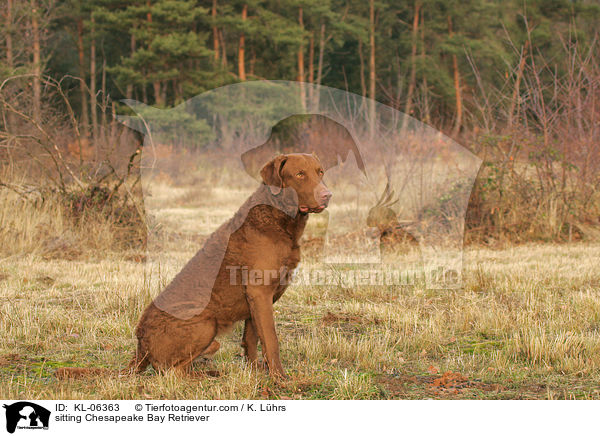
[2,242,600,400]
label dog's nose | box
[320,189,332,203]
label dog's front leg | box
[241,318,259,365]
[245,286,286,379]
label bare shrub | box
[464,26,600,243]
[0,74,146,257]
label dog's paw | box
[268,367,288,382]
[188,369,221,379]
[244,359,267,371]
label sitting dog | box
[127,153,331,378]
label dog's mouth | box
[299,204,327,214]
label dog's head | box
[260,153,332,214]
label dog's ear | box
[260,155,288,195]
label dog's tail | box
[55,347,150,380]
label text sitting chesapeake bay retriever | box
[129,153,331,379]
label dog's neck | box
[231,184,309,244]
[283,209,309,244]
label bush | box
[0,181,146,259]
[464,134,600,244]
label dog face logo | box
[2,402,50,434]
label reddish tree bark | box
[369,0,376,139]
[448,16,462,137]
[77,18,89,135]
[308,32,314,108]
[297,7,306,109]
[31,0,42,123]
[238,4,247,81]
[404,1,421,119]
[212,0,219,63]
[90,15,98,137]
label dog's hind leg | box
[171,319,219,374]
[200,340,220,358]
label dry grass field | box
[2,179,600,400]
[1,0,599,406]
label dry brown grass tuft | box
[0,184,145,260]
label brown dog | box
[127,153,331,378]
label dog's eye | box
[318,169,324,176]
[296,172,305,178]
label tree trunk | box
[403,1,421,120]
[420,8,430,124]
[77,19,89,135]
[5,0,15,131]
[176,80,183,103]
[507,40,529,130]
[220,29,227,67]
[6,0,13,69]
[451,55,462,136]
[90,15,98,138]
[212,0,219,63]
[160,77,167,105]
[238,4,247,81]
[308,32,314,109]
[142,80,148,104]
[31,1,42,123]
[101,57,107,130]
[153,81,162,105]
[368,0,376,139]
[316,24,325,87]
[358,38,366,98]
[146,1,162,106]
[448,16,462,137]
[249,49,256,76]
[297,7,305,109]
[314,23,326,110]
[126,32,136,100]
[394,55,402,109]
